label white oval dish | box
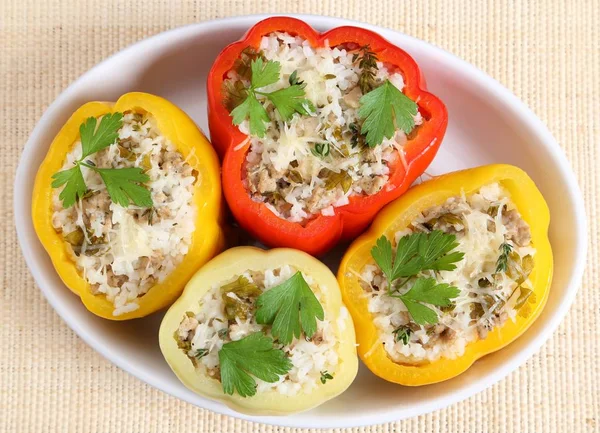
[14,14,586,428]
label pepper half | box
[32,92,224,320]
[207,17,448,256]
[159,246,358,415]
[338,164,553,385]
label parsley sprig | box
[230,59,315,137]
[219,333,292,398]
[371,231,464,325]
[51,113,153,208]
[255,271,324,345]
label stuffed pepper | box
[32,92,224,319]
[159,247,358,415]
[338,164,553,385]
[208,17,447,255]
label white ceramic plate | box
[14,14,586,428]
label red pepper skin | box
[208,17,448,256]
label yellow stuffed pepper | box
[159,247,358,415]
[338,164,552,385]
[32,92,224,320]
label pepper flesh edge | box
[31,92,225,320]
[337,164,553,385]
[159,246,358,415]
[208,16,448,256]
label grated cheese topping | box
[51,112,197,316]
[359,183,536,363]
[224,32,423,224]
[175,265,345,396]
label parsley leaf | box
[229,59,314,136]
[219,333,292,397]
[358,80,418,147]
[371,231,463,325]
[255,271,324,345]
[250,57,280,89]
[51,165,87,208]
[400,277,459,307]
[90,166,153,208]
[395,277,460,325]
[417,230,465,271]
[79,113,123,159]
[388,233,424,278]
[266,85,315,121]
[370,235,394,281]
[230,95,270,137]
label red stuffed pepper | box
[208,17,447,256]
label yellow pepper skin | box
[159,246,358,415]
[338,164,553,386]
[32,92,224,320]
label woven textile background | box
[1,0,599,432]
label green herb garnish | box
[288,70,302,86]
[349,122,367,149]
[495,242,513,273]
[320,370,334,384]
[255,271,324,345]
[194,348,209,360]
[371,231,464,325]
[311,142,330,158]
[393,326,412,344]
[358,80,419,147]
[230,59,315,137]
[79,114,123,158]
[52,113,153,208]
[390,277,460,325]
[51,166,87,208]
[88,166,153,208]
[354,45,378,94]
[371,231,465,285]
[218,333,292,397]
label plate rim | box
[13,13,588,428]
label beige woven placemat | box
[1,0,599,432]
